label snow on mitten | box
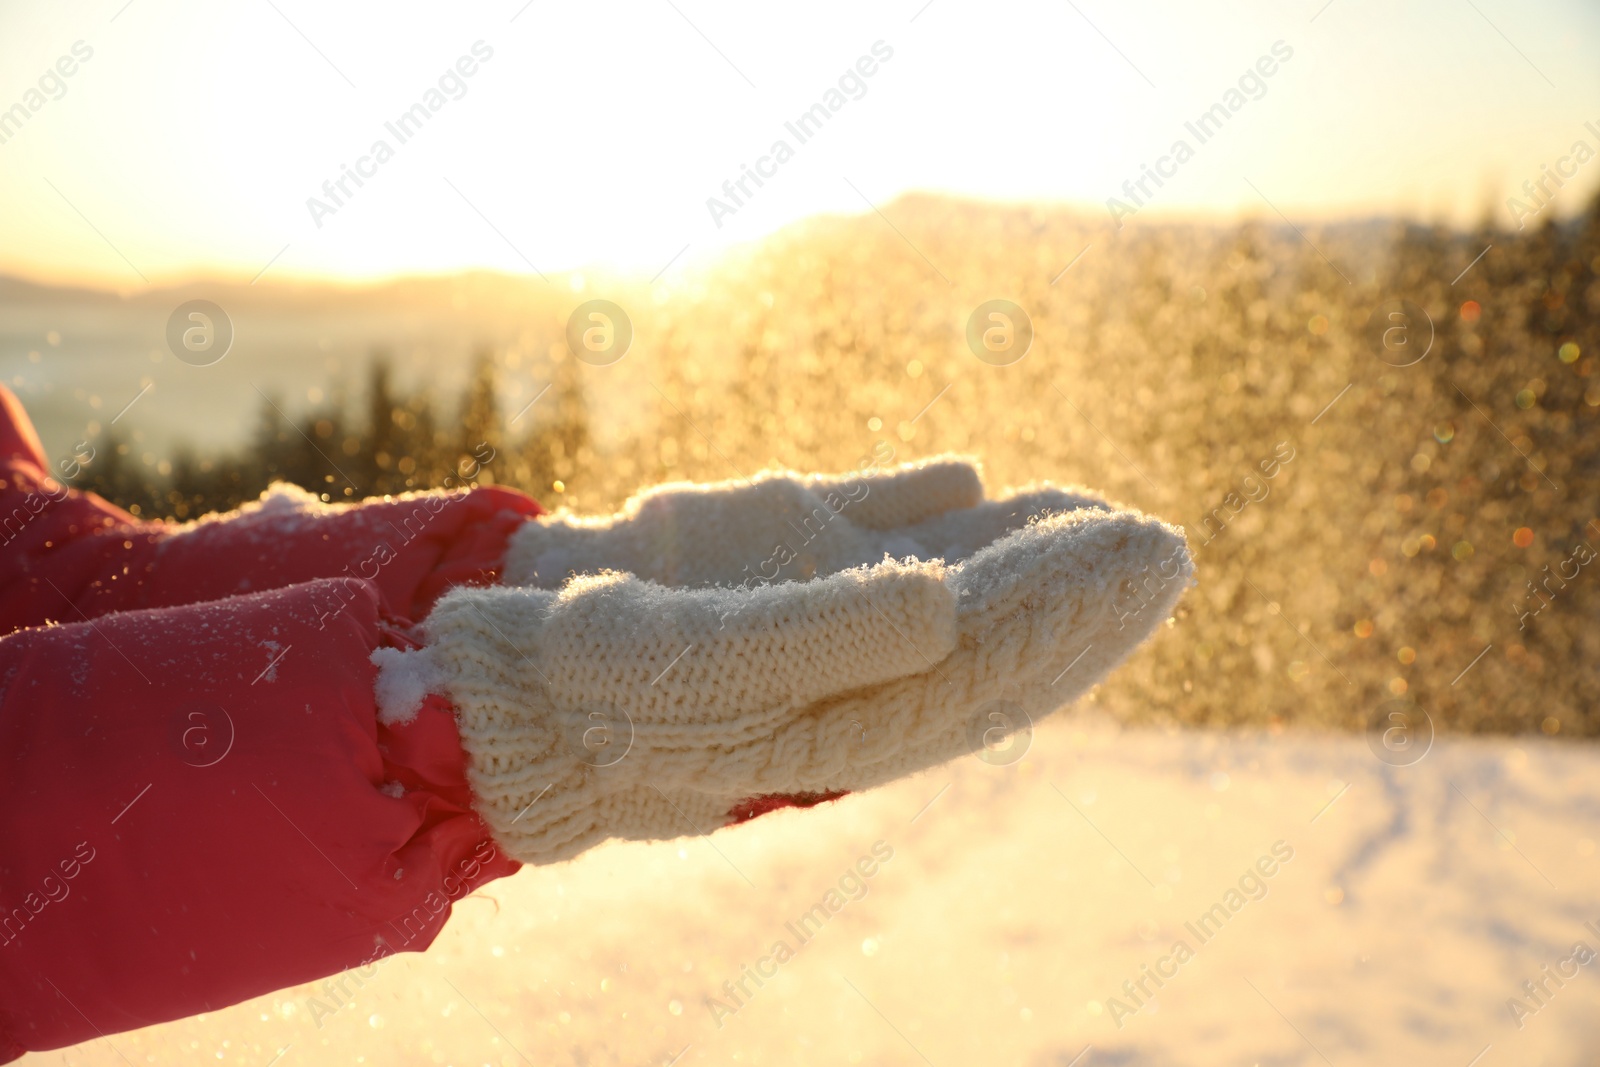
[376,505,1191,865]
[502,455,1109,588]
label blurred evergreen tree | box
[363,356,399,494]
[518,347,590,496]
[457,349,500,485]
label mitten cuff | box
[381,593,598,864]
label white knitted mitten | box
[376,459,1192,865]
[502,456,1111,587]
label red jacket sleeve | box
[0,579,518,1060]
[0,386,536,1059]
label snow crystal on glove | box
[370,646,443,725]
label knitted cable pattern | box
[413,559,957,863]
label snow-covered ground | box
[32,714,1600,1066]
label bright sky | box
[0,0,1596,288]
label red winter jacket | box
[0,385,541,1060]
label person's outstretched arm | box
[0,385,1192,1059]
[0,386,540,1059]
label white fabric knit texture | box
[388,457,1194,865]
[502,456,1109,588]
[416,557,958,861]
